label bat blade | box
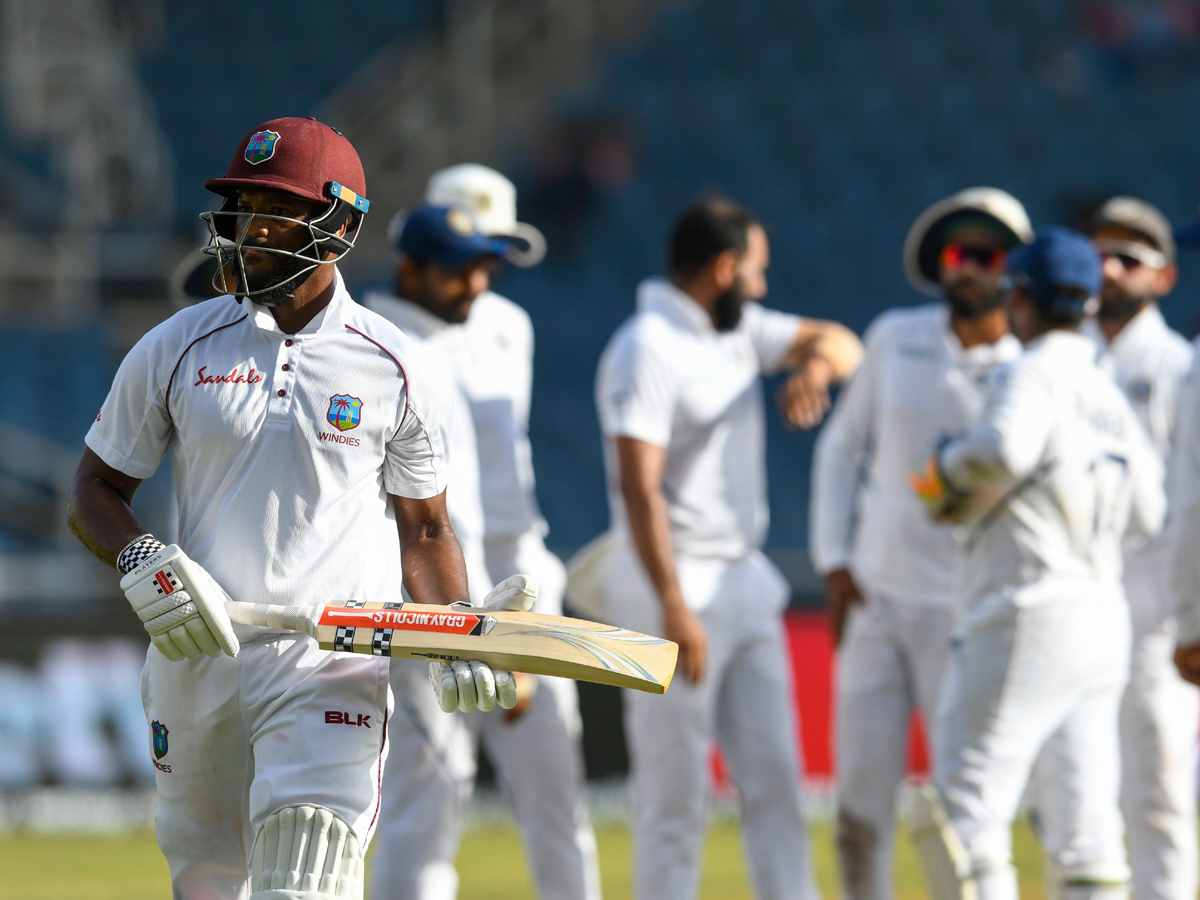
[230,600,677,694]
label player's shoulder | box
[473,290,532,330]
[341,300,426,370]
[125,295,248,369]
[863,302,944,346]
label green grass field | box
[0,819,1048,899]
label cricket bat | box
[225,599,677,694]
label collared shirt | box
[810,303,1021,608]
[1084,306,1192,584]
[595,277,802,560]
[458,291,547,542]
[364,290,492,603]
[941,331,1164,627]
[87,269,449,622]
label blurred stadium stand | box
[5,0,1200,790]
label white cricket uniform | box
[933,331,1164,900]
[366,290,600,900]
[809,303,1020,900]
[596,276,817,900]
[1033,308,1196,900]
[86,271,449,900]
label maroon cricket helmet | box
[205,116,367,209]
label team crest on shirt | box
[327,395,363,431]
[244,130,281,165]
[151,721,169,759]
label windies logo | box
[327,395,363,431]
[244,130,281,165]
[151,721,169,759]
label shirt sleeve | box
[941,361,1056,489]
[809,318,884,574]
[742,302,803,376]
[84,329,174,480]
[385,344,451,499]
[596,326,678,447]
[1171,354,1200,641]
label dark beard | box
[240,252,314,307]
[945,282,1005,320]
[712,284,745,332]
[1097,289,1150,324]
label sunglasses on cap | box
[1092,238,1168,271]
[939,243,1009,272]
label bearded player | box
[811,188,1029,900]
[66,118,511,900]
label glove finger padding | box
[168,623,203,660]
[479,574,539,612]
[470,661,497,712]
[453,660,478,711]
[429,662,460,713]
[494,669,518,710]
[171,553,239,657]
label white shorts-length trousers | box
[369,535,600,900]
[142,635,391,900]
[608,542,818,900]
[935,599,1130,900]
[835,593,957,900]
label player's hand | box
[120,544,240,662]
[1174,641,1200,686]
[777,355,836,430]
[429,659,517,713]
[825,567,864,647]
[664,602,707,685]
[910,454,966,522]
[429,575,540,714]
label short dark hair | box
[668,198,760,278]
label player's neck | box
[950,307,1009,350]
[270,269,337,334]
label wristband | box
[117,534,166,574]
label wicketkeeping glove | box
[118,536,240,662]
[429,574,539,714]
[910,454,968,522]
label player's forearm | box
[810,425,861,573]
[399,525,471,607]
[67,454,146,568]
[621,482,687,612]
[789,322,863,382]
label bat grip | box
[225,601,319,638]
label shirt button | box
[277,389,286,397]
[285,339,294,347]
[281,364,290,371]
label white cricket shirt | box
[363,290,492,603]
[87,270,450,628]
[1084,306,1192,581]
[810,303,1020,608]
[595,277,802,560]
[940,331,1164,628]
[1169,338,1200,641]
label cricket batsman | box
[911,228,1164,900]
[366,175,600,900]
[596,197,863,900]
[810,187,1029,900]
[66,118,512,900]
[1032,197,1196,900]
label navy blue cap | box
[1006,226,1102,310]
[396,204,511,268]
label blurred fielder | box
[1032,197,1195,900]
[65,118,511,900]
[596,198,862,900]
[810,187,1029,900]
[367,169,600,900]
[911,228,1164,900]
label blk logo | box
[325,711,371,728]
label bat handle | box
[225,600,320,639]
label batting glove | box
[429,574,539,713]
[118,537,240,662]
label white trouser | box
[608,540,818,900]
[935,598,1130,900]
[142,635,392,900]
[370,534,601,900]
[835,593,957,900]
[1029,567,1200,900]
